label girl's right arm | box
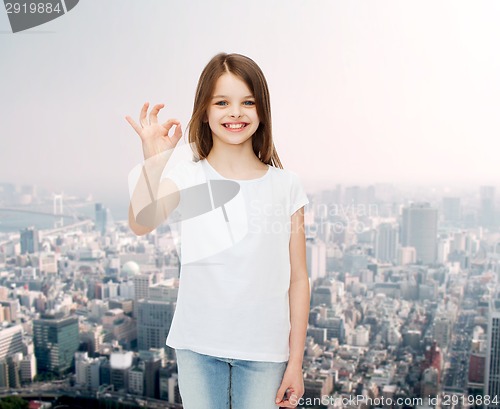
[125,102,183,236]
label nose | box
[229,105,242,118]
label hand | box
[125,102,183,162]
[275,364,304,408]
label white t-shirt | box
[163,157,309,362]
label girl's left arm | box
[275,206,310,407]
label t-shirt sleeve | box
[289,171,309,216]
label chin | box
[224,138,253,146]
[214,133,254,146]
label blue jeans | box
[175,348,288,409]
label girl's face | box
[206,72,260,149]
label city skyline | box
[3,179,500,228]
[1,179,500,404]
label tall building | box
[19,353,37,383]
[1,300,19,323]
[95,203,112,235]
[0,325,23,361]
[375,223,398,263]
[20,226,39,254]
[137,300,175,351]
[437,237,451,264]
[469,352,486,386]
[485,301,500,404]
[401,203,438,264]
[33,314,79,375]
[128,364,144,395]
[0,361,8,388]
[480,186,496,229]
[133,273,154,317]
[433,316,452,349]
[133,274,154,302]
[139,349,163,398]
[5,353,21,388]
[306,238,326,281]
[469,328,487,394]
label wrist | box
[286,358,303,370]
[142,145,173,162]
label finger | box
[170,123,183,145]
[161,118,181,135]
[149,103,164,124]
[275,385,288,405]
[279,395,298,409]
[139,102,149,128]
[125,115,142,136]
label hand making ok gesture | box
[125,102,183,162]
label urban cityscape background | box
[1,179,500,408]
[2,0,500,408]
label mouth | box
[223,122,249,130]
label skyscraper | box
[20,226,39,254]
[133,273,153,302]
[139,349,164,398]
[0,325,23,361]
[375,223,398,263]
[485,301,500,405]
[137,299,175,352]
[95,203,112,235]
[306,238,326,281]
[33,314,79,375]
[400,203,438,265]
[133,273,154,317]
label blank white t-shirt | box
[163,157,309,362]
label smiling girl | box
[126,53,310,409]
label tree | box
[0,396,28,409]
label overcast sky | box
[1,0,500,211]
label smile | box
[223,123,248,129]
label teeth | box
[225,123,245,129]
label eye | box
[215,101,228,106]
[243,101,255,106]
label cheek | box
[247,109,257,122]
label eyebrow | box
[212,95,255,99]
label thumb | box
[275,384,288,403]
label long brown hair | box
[187,53,283,169]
